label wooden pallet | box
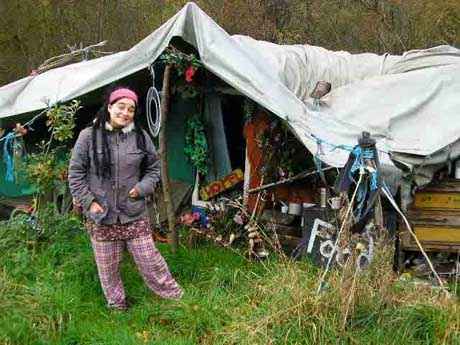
[399,180,460,253]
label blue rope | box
[348,146,379,191]
[0,132,19,144]
[310,133,380,191]
[312,134,354,180]
[311,134,354,153]
[313,153,323,173]
[362,148,379,191]
[369,170,378,191]
[0,107,47,145]
[349,146,363,177]
[362,148,374,160]
[310,133,383,223]
[2,132,16,182]
[354,182,368,219]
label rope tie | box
[2,132,17,182]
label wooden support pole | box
[247,167,335,194]
[374,194,384,229]
[159,64,178,253]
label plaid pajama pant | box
[91,234,183,308]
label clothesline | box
[0,107,50,144]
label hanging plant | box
[185,66,197,82]
[184,114,208,176]
[159,47,202,75]
[158,47,203,99]
[158,47,208,173]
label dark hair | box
[92,86,146,179]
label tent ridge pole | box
[159,64,178,253]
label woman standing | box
[69,86,182,310]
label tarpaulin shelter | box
[1,1,460,196]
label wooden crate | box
[414,193,460,210]
[399,180,460,252]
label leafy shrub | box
[0,203,83,251]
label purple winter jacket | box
[68,125,160,225]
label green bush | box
[0,214,458,345]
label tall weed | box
[0,214,458,344]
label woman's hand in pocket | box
[90,201,104,214]
[128,187,140,199]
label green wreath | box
[184,114,208,176]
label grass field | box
[0,210,459,345]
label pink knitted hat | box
[109,88,138,104]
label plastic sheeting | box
[1,2,459,175]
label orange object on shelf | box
[200,169,244,201]
[244,112,271,212]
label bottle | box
[320,188,327,208]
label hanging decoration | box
[184,114,208,176]
[2,124,28,183]
[158,46,209,174]
[158,47,203,99]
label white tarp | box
[1,2,459,173]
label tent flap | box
[0,2,459,172]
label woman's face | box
[107,97,136,128]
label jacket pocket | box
[126,149,144,161]
[87,188,109,224]
[124,196,146,217]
